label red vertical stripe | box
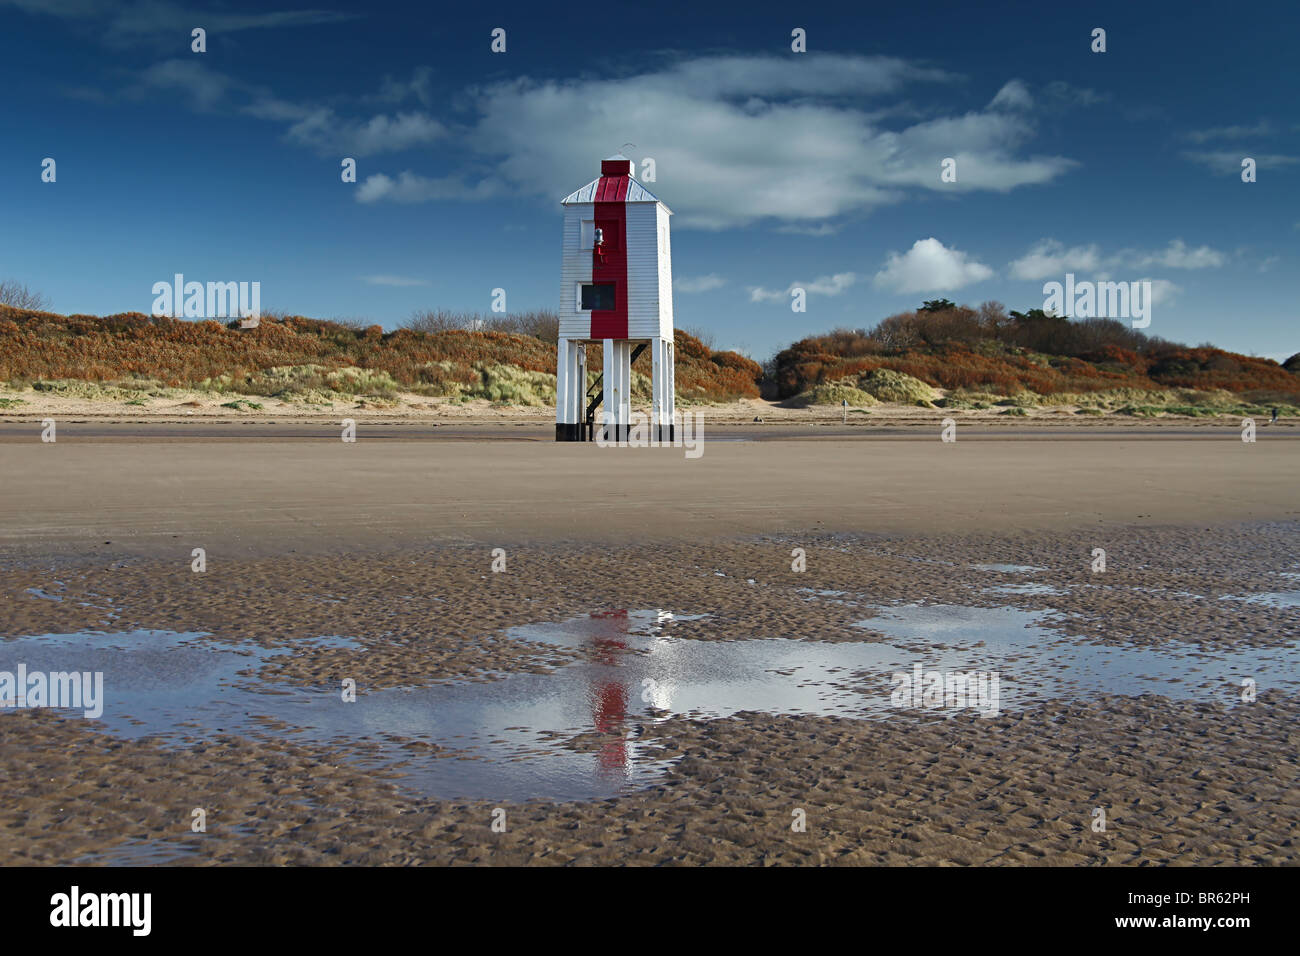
[590,175,628,338]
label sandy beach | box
[6,0,1300,891]
[1,426,1297,865]
[0,429,1296,555]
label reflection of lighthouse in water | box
[583,609,675,780]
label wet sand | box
[3,691,1295,866]
[0,439,1296,557]
[1,435,1298,865]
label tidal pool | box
[3,602,1297,803]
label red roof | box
[594,174,629,202]
[561,154,669,209]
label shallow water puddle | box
[866,603,1299,703]
[0,630,254,725]
[981,583,1067,596]
[1221,590,1300,609]
[970,563,1045,574]
[3,605,1298,803]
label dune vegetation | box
[774,300,1300,415]
[0,306,762,406]
[0,295,1296,414]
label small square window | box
[581,283,615,311]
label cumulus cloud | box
[282,109,446,156]
[988,79,1032,111]
[423,54,1077,228]
[1009,238,1228,280]
[1183,121,1273,144]
[357,171,505,203]
[1041,81,1108,107]
[126,58,446,157]
[1134,239,1226,270]
[805,273,859,296]
[135,59,234,109]
[1182,151,1299,173]
[873,238,993,293]
[2,0,354,48]
[674,274,728,293]
[1008,239,1103,280]
[117,50,1080,226]
[1142,278,1182,306]
[774,223,841,236]
[375,67,435,108]
[750,272,858,303]
[990,79,1106,113]
[650,54,954,98]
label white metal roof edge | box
[560,176,671,212]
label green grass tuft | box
[856,368,936,404]
[788,383,880,407]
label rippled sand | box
[1,438,1297,864]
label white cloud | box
[1009,238,1228,280]
[805,273,859,296]
[674,274,727,293]
[115,51,1077,226]
[283,109,446,156]
[640,54,955,99]
[127,59,445,157]
[1135,239,1225,270]
[862,110,1076,192]
[988,79,1032,112]
[750,272,858,303]
[1008,239,1103,279]
[360,274,430,287]
[375,67,435,108]
[873,238,993,293]
[774,222,840,236]
[1141,278,1182,306]
[419,54,1077,229]
[987,79,1108,114]
[1183,121,1273,144]
[136,59,232,109]
[1182,151,1300,173]
[357,171,505,203]
[2,0,354,47]
[1041,81,1107,107]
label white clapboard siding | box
[625,203,660,339]
[558,205,593,339]
[558,163,673,341]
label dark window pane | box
[581,284,615,311]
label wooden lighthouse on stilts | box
[555,154,676,442]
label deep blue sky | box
[2,0,1297,360]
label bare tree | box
[0,280,49,311]
[405,309,472,333]
[681,325,716,349]
[510,310,559,343]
